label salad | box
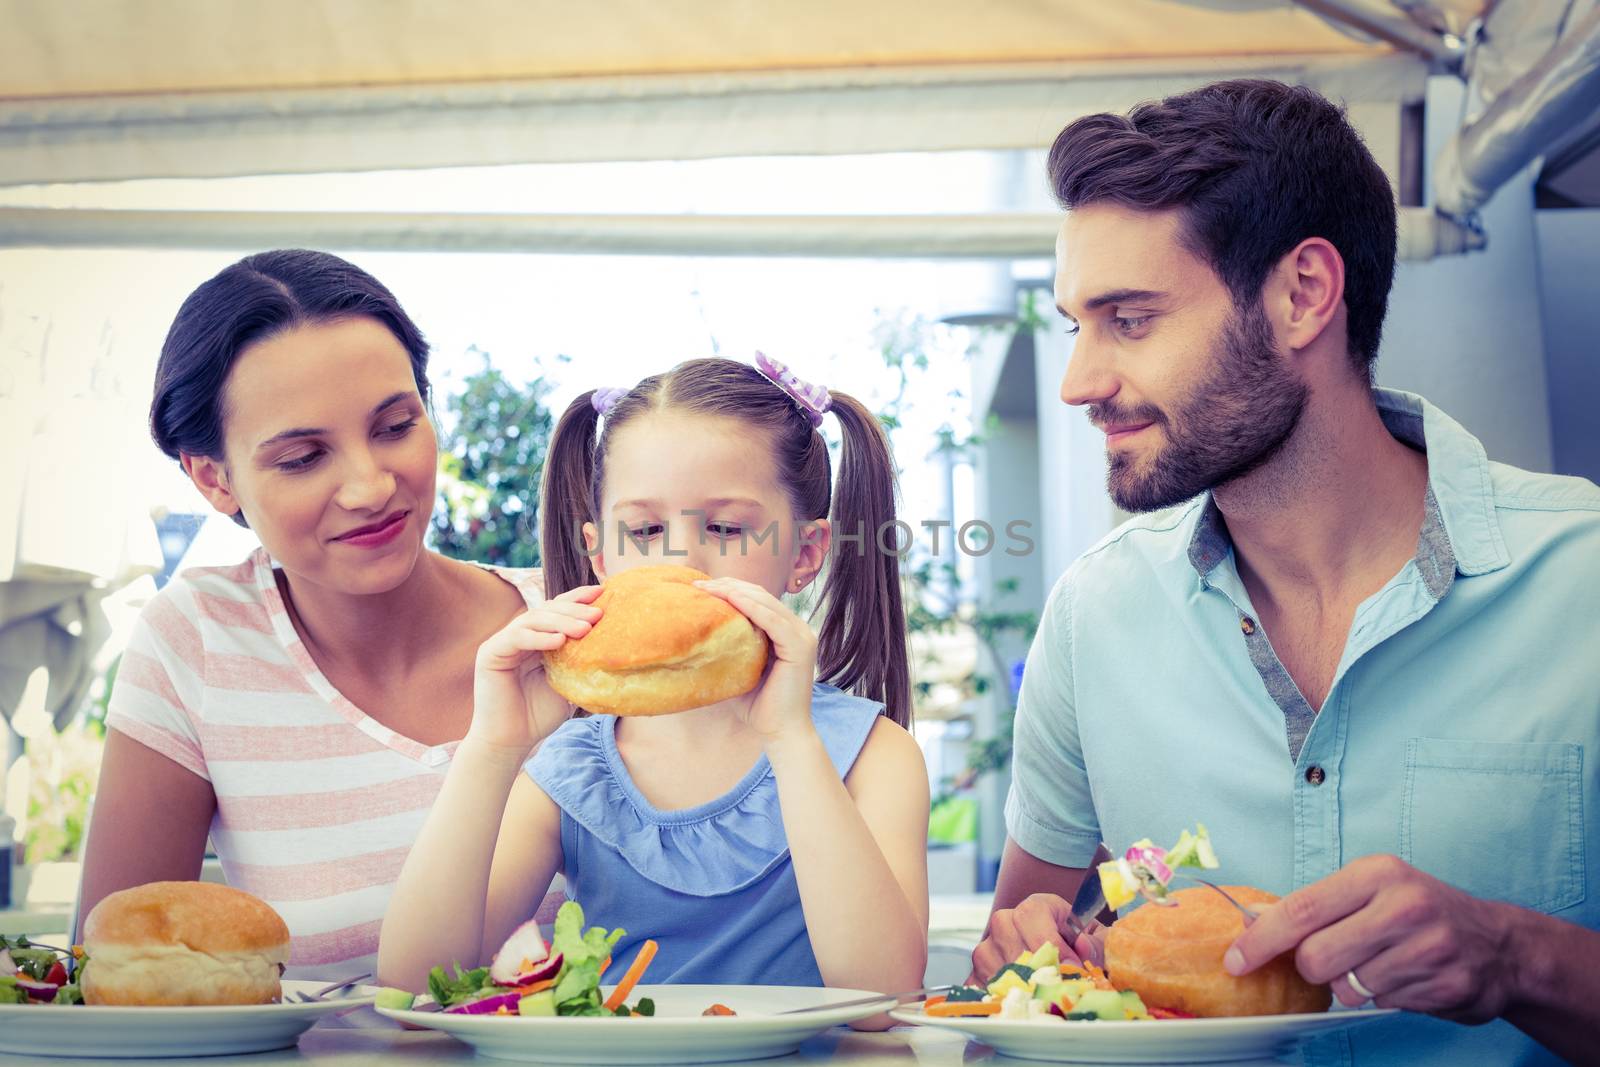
[1096,823,1219,910]
[921,825,1223,1024]
[418,902,660,1018]
[0,935,84,1006]
[924,941,1188,1023]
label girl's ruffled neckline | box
[529,684,882,898]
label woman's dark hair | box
[1047,79,1397,378]
[541,358,911,727]
[150,249,431,467]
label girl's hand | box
[693,577,818,744]
[470,585,602,754]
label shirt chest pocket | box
[1399,738,1585,915]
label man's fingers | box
[970,938,1010,985]
[1326,927,1477,1016]
[1013,897,1073,958]
[1290,903,1407,986]
[971,895,1081,986]
[971,911,1027,983]
[968,944,1003,987]
[987,911,1029,960]
[1225,865,1381,976]
[1071,924,1107,969]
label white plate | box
[889,1005,1398,1063]
[0,980,377,1059]
[377,984,896,1064]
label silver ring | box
[1346,969,1377,1000]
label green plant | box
[22,720,103,863]
[865,307,1038,807]
[432,349,563,568]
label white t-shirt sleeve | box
[105,582,210,781]
[1003,567,1102,867]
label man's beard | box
[1095,300,1309,513]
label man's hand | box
[1224,854,1517,1023]
[970,893,1105,985]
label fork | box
[286,972,374,1003]
[1187,879,1262,924]
[776,987,938,1015]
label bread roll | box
[1104,885,1330,1017]
[545,565,770,716]
[81,881,290,1006]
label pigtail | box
[816,392,911,727]
[540,391,604,597]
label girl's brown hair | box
[540,357,910,726]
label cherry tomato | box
[44,960,68,986]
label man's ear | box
[1271,237,1345,354]
[582,521,606,581]
[180,453,244,520]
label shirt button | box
[1305,765,1326,786]
[1240,615,1257,635]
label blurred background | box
[1,2,1596,958]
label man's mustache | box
[1087,402,1166,432]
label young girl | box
[379,356,929,996]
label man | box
[975,79,1599,1066]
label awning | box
[1,0,1447,186]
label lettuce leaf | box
[7,948,59,982]
[552,957,605,1016]
[1165,824,1220,870]
[550,902,624,971]
[427,964,495,1008]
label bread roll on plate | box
[545,565,770,716]
[81,881,290,1006]
[1104,885,1330,1017]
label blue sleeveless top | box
[527,684,882,986]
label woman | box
[79,249,548,980]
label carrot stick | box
[1082,962,1114,990]
[926,1000,1002,1017]
[518,978,558,996]
[602,941,659,1011]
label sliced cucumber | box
[519,989,557,1017]
[374,988,416,1012]
[1073,989,1128,1020]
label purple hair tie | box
[754,351,832,428]
[591,387,628,416]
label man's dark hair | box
[1047,79,1397,377]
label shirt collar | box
[1185,388,1509,583]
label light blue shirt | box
[527,684,882,986]
[1005,389,1599,1067]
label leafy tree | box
[431,349,563,568]
[866,309,1038,809]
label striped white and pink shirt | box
[104,547,546,981]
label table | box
[0,1023,1294,1067]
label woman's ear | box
[582,521,606,581]
[788,519,832,593]
[180,453,244,521]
